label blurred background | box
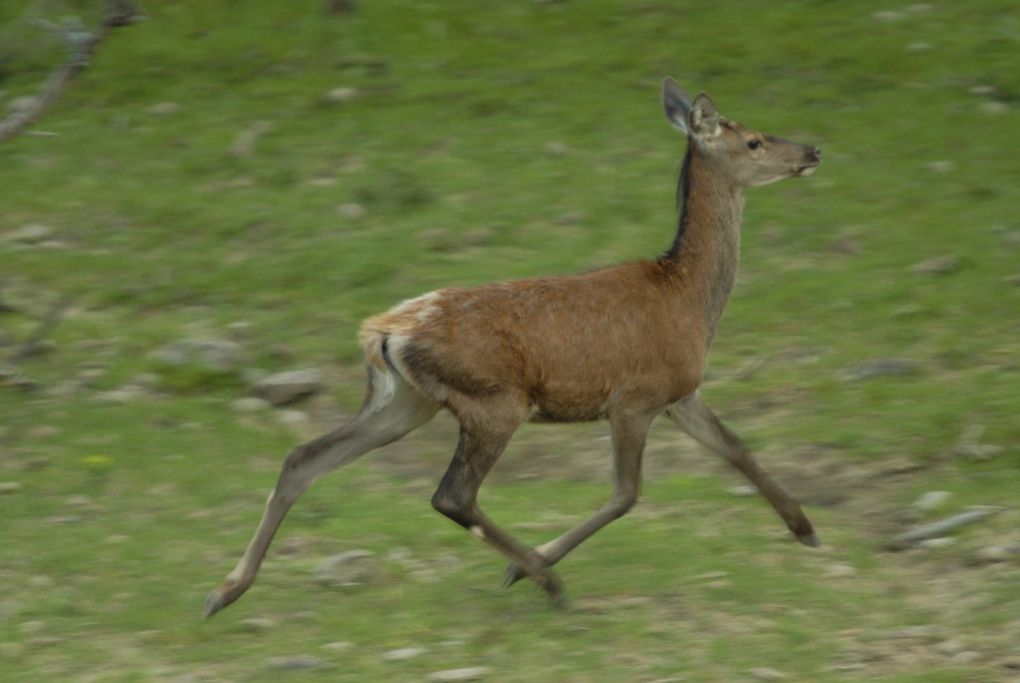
[1,1,1018,681]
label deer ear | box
[662,78,693,134]
[689,92,722,141]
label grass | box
[2,0,1019,681]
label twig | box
[884,506,1005,551]
[5,295,71,365]
[0,0,142,144]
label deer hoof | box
[797,531,821,548]
[502,563,527,589]
[202,578,243,620]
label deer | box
[202,78,822,618]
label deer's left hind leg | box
[432,424,566,605]
[664,391,818,546]
[203,368,437,618]
[503,411,653,588]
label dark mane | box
[664,147,692,259]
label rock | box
[873,10,903,21]
[841,357,921,381]
[252,369,323,406]
[427,667,492,682]
[935,639,967,657]
[914,491,952,511]
[148,102,182,116]
[0,482,22,495]
[324,87,359,104]
[232,397,272,413]
[267,655,329,671]
[382,646,427,661]
[240,617,277,633]
[970,85,996,96]
[919,537,956,549]
[824,563,856,578]
[5,224,53,244]
[339,202,366,219]
[315,550,378,587]
[749,667,787,680]
[927,160,955,174]
[543,141,568,157]
[151,339,245,371]
[729,485,758,497]
[911,255,960,275]
[276,409,309,427]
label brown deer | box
[203,79,822,617]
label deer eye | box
[747,139,762,150]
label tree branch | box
[0,0,142,144]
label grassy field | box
[2,0,1019,681]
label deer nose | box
[811,147,822,161]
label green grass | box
[2,1,1020,681]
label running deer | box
[203,79,822,617]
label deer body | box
[203,79,821,617]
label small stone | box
[935,639,966,657]
[824,563,856,578]
[321,641,353,653]
[981,101,1009,114]
[0,482,22,495]
[148,102,182,116]
[5,224,53,244]
[252,369,323,406]
[151,339,245,371]
[970,85,996,96]
[543,141,568,157]
[427,667,492,682]
[749,667,787,681]
[325,87,359,104]
[911,255,960,275]
[919,537,956,549]
[873,10,903,20]
[382,646,427,661]
[908,3,934,12]
[232,397,271,413]
[914,491,952,511]
[267,655,329,671]
[315,550,378,587]
[927,160,955,174]
[971,546,1012,564]
[729,484,758,497]
[339,202,366,219]
[276,409,309,426]
[240,617,277,633]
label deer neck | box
[663,148,745,342]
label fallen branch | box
[884,506,1005,551]
[0,0,142,144]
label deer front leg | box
[503,412,652,588]
[664,391,818,546]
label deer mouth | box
[795,162,819,177]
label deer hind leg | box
[203,366,438,619]
[664,391,818,546]
[503,411,653,588]
[431,422,567,606]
